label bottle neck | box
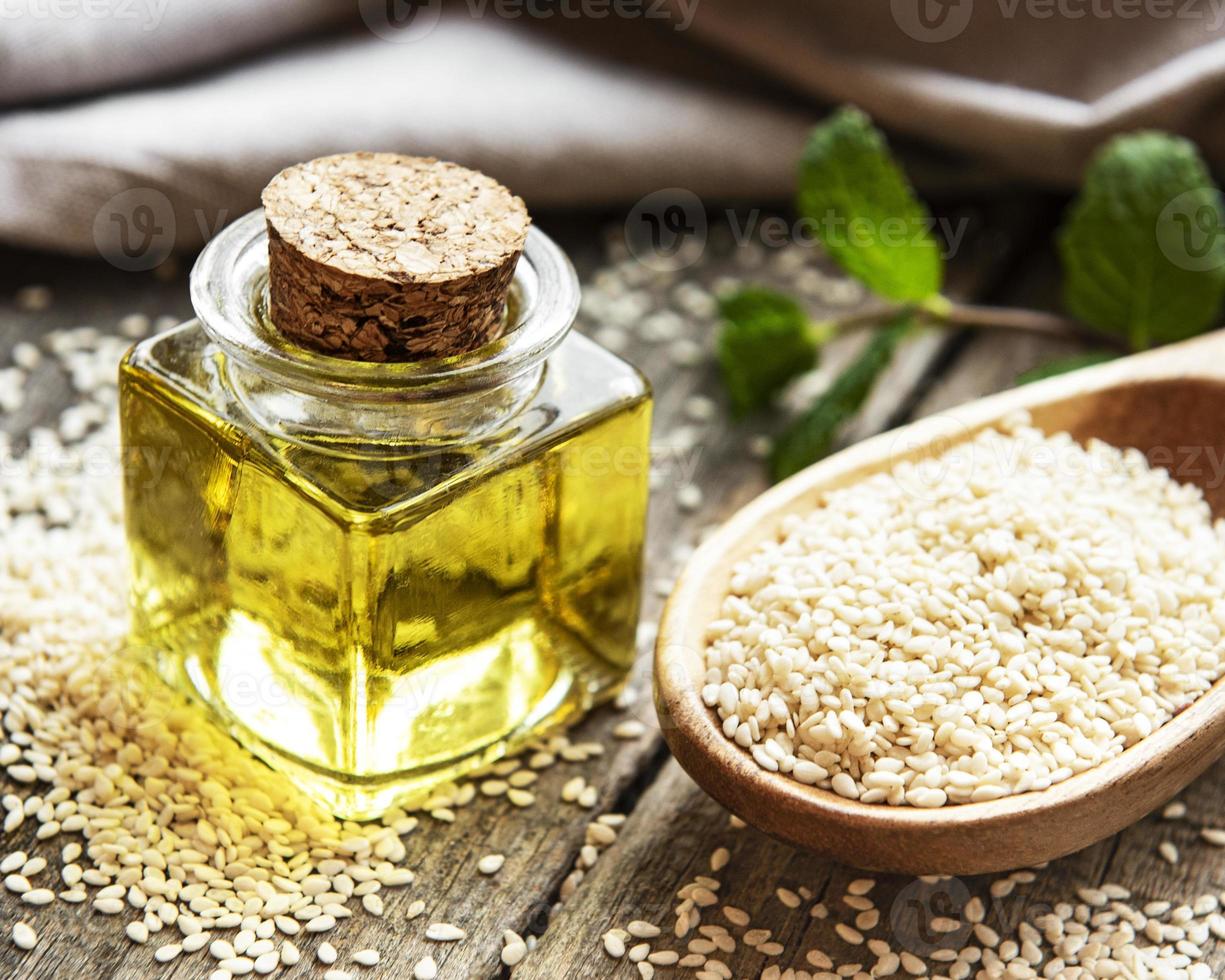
[190,212,579,451]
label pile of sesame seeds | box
[704,413,1225,807]
[0,303,657,975]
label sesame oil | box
[121,323,649,819]
[118,173,651,819]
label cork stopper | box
[261,152,531,362]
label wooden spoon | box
[654,330,1225,875]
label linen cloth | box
[1,0,1222,253]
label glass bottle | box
[119,208,652,819]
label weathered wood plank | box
[0,201,1039,979]
[524,756,1225,979]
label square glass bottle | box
[119,205,651,819]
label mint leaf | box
[1016,351,1118,385]
[1058,131,1225,349]
[770,316,911,482]
[797,107,942,302]
[717,287,820,417]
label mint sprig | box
[716,287,829,417]
[770,316,910,482]
[797,107,943,303]
[714,106,1225,483]
[1058,132,1225,350]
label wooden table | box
[0,200,1220,979]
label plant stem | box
[934,301,1128,350]
[812,297,1128,351]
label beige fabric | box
[1,1,1224,254]
[679,0,1225,184]
[0,0,351,106]
[0,12,812,253]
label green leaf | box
[1016,351,1119,385]
[770,316,911,482]
[797,107,942,302]
[1058,131,1225,349]
[717,287,821,417]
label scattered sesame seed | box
[154,943,182,963]
[676,484,704,512]
[835,923,864,945]
[11,922,36,950]
[478,854,506,875]
[425,922,466,942]
[776,887,801,909]
[604,932,627,958]
[613,720,648,739]
[413,956,438,980]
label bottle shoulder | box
[124,320,649,418]
[121,322,651,521]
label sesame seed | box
[154,943,182,963]
[413,956,438,980]
[776,887,801,909]
[426,922,466,942]
[361,893,384,916]
[613,720,648,739]
[723,906,750,927]
[835,924,864,945]
[676,484,704,512]
[11,922,36,950]
[478,854,506,875]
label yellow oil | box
[119,324,650,818]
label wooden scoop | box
[654,330,1225,875]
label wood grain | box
[0,201,1060,978]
